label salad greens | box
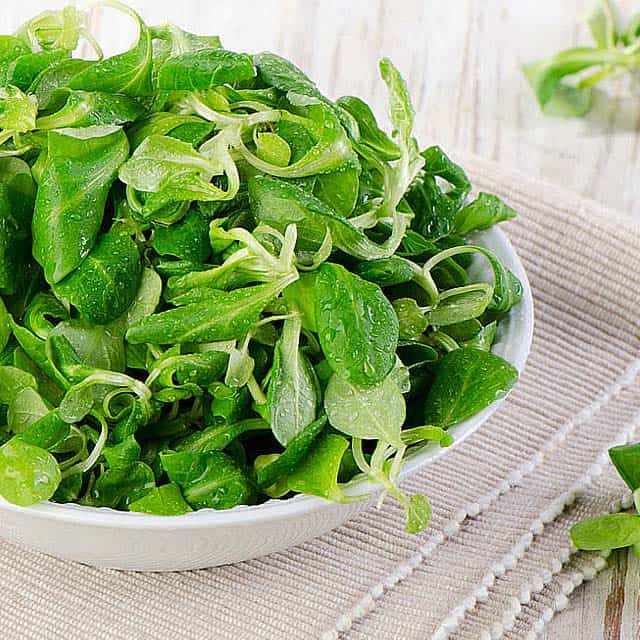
[571,444,640,555]
[0,2,522,534]
[525,0,640,117]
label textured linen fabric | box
[0,154,638,640]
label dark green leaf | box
[127,277,294,344]
[336,95,400,160]
[160,450,253,510]
[0,157,36,295]
[157,49,255,90]
[128,482,192,515]
[315,263,398,385]
[89,461,155,508]
[256,416,326,489]
[54,230,142,325]
[454,193,517,236]
[152,210,211,262]
[174,418,268,453]
[424,348,518,427]
[32,125,130,283]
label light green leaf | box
[0,437,61,506]
[325,374,405,447]
[268,316,317,445]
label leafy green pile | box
[572,444,640,554]
[525,0,640,117]
[0,2,522,532]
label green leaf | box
[54,230,142,325]
[0,365,37,404]
[424,245,522,315]
[405,493,432,534]
[256,416,326,489]
[7,387,48,434]
[69,6,153,96]
[18,408,69,451]
[406,146,471,240]
[152,210,211,262]
[393,298,428,340]
[0,85,37,133]
[325,373,405,447]
[401,425,453,447]
[424,348,518,428]
[127,112,214,150]
[0,36,30,71]
[89,461,155,508]
[103,434,141,469]
[254,52,322,100]
[10,320,69,391]
[462,321,497,352]
[608,443,640,491]
[0,297,10,352]
[157,49,255,90]
[254,131,291,167]
[174,418,268,454]
[336,95,400,161]
[119,135,231,216]
[160,450,253,510]
[268,316,317,445]
[127,277,295,344]
[427,284,493,326]
[128,483,192,515]
[28,58,94,111]
[240,104,358,180]
[15,6,83,52]
[287,433,352,503]
[1,50,69,91]
[377,57,424,219]
[0,437,61,506]
[32,125,130,284]
[51,473,82,503]
[313,165,360,218]
[150,24,221,62]
[36,90,145,130]
[206,383,251,427]
[50,320,125,372]
[315,263,398,385]
[454,193,517,236]
[0,157,36,295]
[23,293,69,340]
[522,46,637,117]
[250,175,404,260]
[354,257,417,288]
[571,513,640,550]
[122,267,163,329]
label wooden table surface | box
[4,1,640,637]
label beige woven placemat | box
[1,154,638,640]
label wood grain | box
[2,1,640,637]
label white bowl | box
[0,227,533,571]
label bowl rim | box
[0,226,534,530]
